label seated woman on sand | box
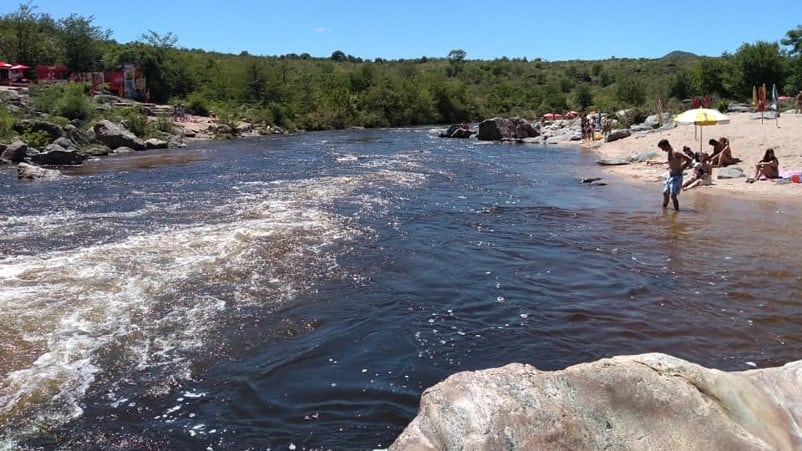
[682,152,713,190]
[707,137,741,167]
[746,148,779,183]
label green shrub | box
[31,83,94,121]
[117,107,151,137]
[48,116,70,126]
[155,113,174,132]
[30,84,63,115]
[20,129,51,149]
[0,107,14,140]
[185,92,210,116]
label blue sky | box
[5,1,802,61]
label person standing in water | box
[657,139,689,211]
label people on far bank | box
[746,148,779,183]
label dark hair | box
[708,138,718,146]
[658,139,670,149]
[762,148,775,162]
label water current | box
[1,127,801,449]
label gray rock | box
[644,113,668,128]
[439,124,474,138]
[80,146,112,157]
[64,124,92,146]
[391,353,802,450]
[52,136,74,149]
[17,162,62,180]
[214,124,233,135]
[145,138,168,149]
[728,103,753,113]
[92,119,146,150]
[752,111,779,120]
[631,150,661,162]
[718,166,747,179]
[30,144,85,165]
[477,117,537,141]
[1,140,28,163]
[605,129,631,143]
[597,157,631,166]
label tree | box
[447,49,466,77]
[696,57,728,98]
[780,25,802,56]
[668,69,697,100]
[59,14,110,72]
[614,76,646,106]
[573,84,593,110]
[0,2,60,66]
[330,50,346,62]
[730,41,784,99]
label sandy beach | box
[585,110,802,203]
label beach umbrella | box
[9,64,29,70]
[673,107,730,151]
[772,83,780,125]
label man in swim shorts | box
[657,139,689,211]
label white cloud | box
[314,27,331,33]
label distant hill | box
[661,50,699,59]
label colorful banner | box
[123,63,147,100]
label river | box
[1,127,801,449]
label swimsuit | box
[664,174,683,195]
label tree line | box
[2,2,802,132]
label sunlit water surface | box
[0,127,800,449]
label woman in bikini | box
[682,153,712,190]
[747,148,779,183]
[707,137,741,167]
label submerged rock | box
[17,162,62,180]
[391,353,802,450]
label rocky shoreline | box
[0,86,282,179]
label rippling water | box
[1,127,801,449]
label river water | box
[1,127,801,449]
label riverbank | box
[584,111,802,202]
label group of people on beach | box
[656,138,777,211]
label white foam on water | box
[0,207,354,439]
[0,156,431,444]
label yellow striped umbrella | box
[673,107,730,151]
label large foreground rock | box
[391,353,802,450]
[92,119,146,150]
